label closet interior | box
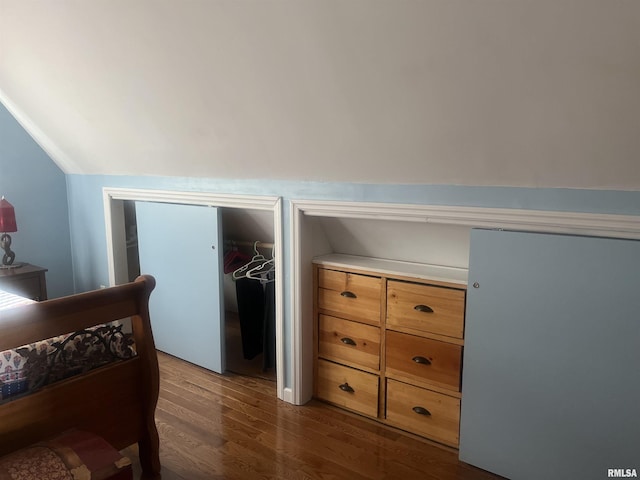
[220,208,276,382]
[121,201,276,382]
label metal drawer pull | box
[340,337,356,346]
[412,406,431,416]
[340,291,357,298]
[339,383,354,393]
[412,356,431,365]
[414,304,434,313]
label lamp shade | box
[0,197,17,233]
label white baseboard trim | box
[282,388,294,404]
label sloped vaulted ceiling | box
[0,0,639,189]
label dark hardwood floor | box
[125,352,501,480]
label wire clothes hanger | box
[246,246,274,283]
[232,241,274,283]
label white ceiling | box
[1,1,639,189]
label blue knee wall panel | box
[460,229,640,480]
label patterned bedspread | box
[0,430,133,480]
[0,290,137,403]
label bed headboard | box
[0,275,161,478]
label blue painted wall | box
[0,103,74,298]
[66,174,640,292]
[65,173,640,390]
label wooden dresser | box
[313,254,467,448]
[0,264,48,301]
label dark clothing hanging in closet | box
[235,277,264,360]
[262,275,276,371]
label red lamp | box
[0,196,19,268]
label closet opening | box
[104,189,283,398]
[220,208,276,382]
[122,203,277,381]
[290,201,474,405]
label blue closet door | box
[460,229,640,480]
[135,201,225,373]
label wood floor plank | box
[126,352,502,479]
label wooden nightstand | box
[0,264,48,301]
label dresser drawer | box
[316,359,379,418]
[386,331,462,392]
[318,269,381,325]
[387,280,465,338]
[318,314,380,371]
[386,379,460,447]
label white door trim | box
[290,199,640,404]
[103,187,285,400]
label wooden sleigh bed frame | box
[0,275,161,479]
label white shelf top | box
[313,254,468,286]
